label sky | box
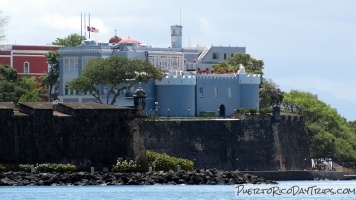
[2,0,356,121]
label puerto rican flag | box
[87,26,99,33]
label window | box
[231,53,234,57]
[64,59,69,71]
[64,57,78,71]
[212,52,219,59]
[24,62,29,73]
[199,87,203,98]
[83,57,94,69]
[228,88,232,98]
[214,87,218,98]
[224,53,227,60]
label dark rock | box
[0,170,275,186]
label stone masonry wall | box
[0,102,310,172]
[0,102,145,170]
[141,115,310,171]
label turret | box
[171,25,182,48]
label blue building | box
[58,25,261,117]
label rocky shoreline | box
[0,169,276,186]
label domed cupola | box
[118,36,142,45]
[109,35,122,44]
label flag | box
[87,26,99,33]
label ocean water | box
[1,180,355,200]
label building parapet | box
[197,74,238,80]
[155,71,196,85]
[239,74,261,84]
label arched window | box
[231,53,234,57]
[224,53,227,60]
[24,62,30,73]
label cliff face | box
[141,116,310,171]
[0,102,310,171]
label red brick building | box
[0,44,59,79]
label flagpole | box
[80,13,82,40]
[84,13,86,38]
[89,13,91,40]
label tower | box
[171,25,182,48]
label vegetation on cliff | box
[281,90,356,168]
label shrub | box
[113,156,145,172]
[259,108,272,116]
[199,111,216,118]
[249,108,257,115]
[146,150,194,172]
[18,163,77,173]
[237,108,249,114]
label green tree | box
[0,64,17,81]
[259,78,284,109]
[281,90,356,168]
[40,50,59,101]
[0,10,10,44]
[212,53,264,75]
[69,56,163,105]
[52,33,86,46]
[0,65,23,103]
[17,77,44,102]
[228,53,264,75]
[0,65,44,103]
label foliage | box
[212,53,264,75]
[0,10,9,44]
[17,77,44,102]
[259,78,284,108]
[146,150,194,171]
[52,33,86,46]
[281,90,356,167]
[40,50,59,101]
[199,111,216,118]
[249,108,257,115]
[69,56,163,105]
[0,66,21,102]
[258,107,272,116]
[18,163,77,173]
[236,108,249,114]
[0,65,44,103]
[112,156,146,172]
[0,64,17,81]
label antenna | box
[180,8,181,26]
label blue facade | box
[58,27,261,117]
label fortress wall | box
[0,102,144,170]
[0,102,310,171]
[141,116,310,171]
